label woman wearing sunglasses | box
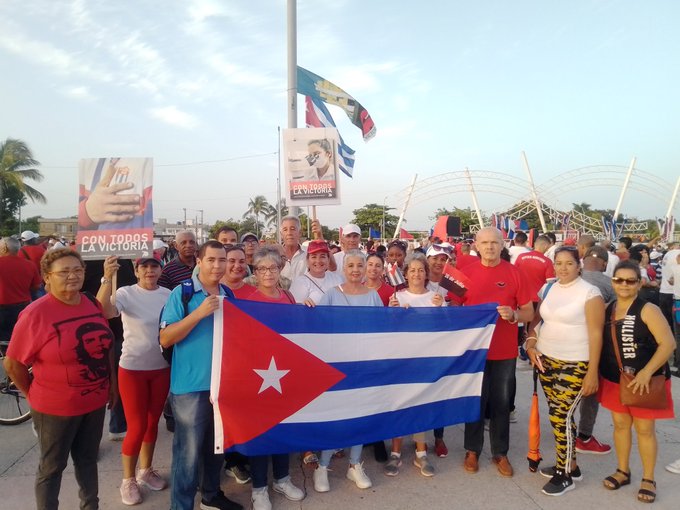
[598,260,675,503]
[525,245,605,496]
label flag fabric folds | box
[298,66,376,142]
[211,300,498,455]
[305,96,356,178]
[385,262,406,288]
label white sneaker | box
[347,462,372,489]
[509,410,518,423]
[120,477,142,505]
[108,431,127,441]
[251,488,272,510]
[314,465,330,492]
[272,477,305,501]
[413,454,435,477]
[666,458,680,474]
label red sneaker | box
[575,435,611,454]
[434,438,448,458]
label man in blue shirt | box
[160,240,242,510]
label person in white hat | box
[334,224,362,275]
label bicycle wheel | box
[0,350,32,425]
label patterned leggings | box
[538,355,587,472]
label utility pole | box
[198,209,204,242]
[183,208,187,229]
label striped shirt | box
[158,257,196,290]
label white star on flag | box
[253,357,290,394]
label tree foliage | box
[0,138,45,231]
[352,203,399,238]
[242,195,270,237]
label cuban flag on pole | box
[211,300,498,455]
[305,96,356,178]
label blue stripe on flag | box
[228,300,498,334]
[229,396,481,455]
[328,350,488,391]
[309,97,355,178]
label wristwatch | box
[100,277,111,285]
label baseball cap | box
[649,250,662,260]
[583,245,609,262]
[342,224,361,236]
[426,244,453,258]
[152,239,168,250]
[307,240,330,254]
[135,254,162,266]
[563,238,577,246]
[20,230,38,241]
[240,232,258,243]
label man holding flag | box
[460,227,534,477]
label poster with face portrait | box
[76,157,154,260]
[283,128,341,206]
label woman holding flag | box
[246,246,305,510]
[385,252,444,478]
[312,249,382,493]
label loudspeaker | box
[446,217,461,237]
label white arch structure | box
[392,165,679,236]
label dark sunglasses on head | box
[555,245,578,253]
[432,243,453,254]
[611,277,640,285]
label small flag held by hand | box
[386,262,406,289]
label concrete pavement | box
[1,368,679,509]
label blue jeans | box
[108,339,127,434]
[249,454,290,489]
[169,392,223,510]
[319,445,363,467]
[464,358,515,457]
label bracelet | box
[507,310,518,324]
[525,336,538,342]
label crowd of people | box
[1,220,680,509]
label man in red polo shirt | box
[0,237,41,342]
[460,227,533,478]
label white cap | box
[153,239,168,250]
[342,224,361,236]
[20,230,38,241]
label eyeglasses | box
[243,239,258,245]
[49,268,85,278]
[611,277,640,285]
[255,266,280,274]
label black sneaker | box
[539,464,582,481]
[225,464,251,484]
[541,471,575,496]
[200,490,243,510]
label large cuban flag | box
[211,299,498,455]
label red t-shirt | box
[461,260,532,360]
[230,284,256,299]
[7,294,113,415]
[246,288,296,304]
[456,253,479,270]
[514,251,555,302]
[0,255,41,305]
[19,243,46,274]
[369,280,393,306]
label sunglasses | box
[432,243,453,254]
[611,277,640,285]
[555,245,578,253]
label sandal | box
[302,451,318,465]
[603,468,631,490]
[637,478,656,504]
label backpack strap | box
[180,279,195,317]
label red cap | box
[307,240,330,254]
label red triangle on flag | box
[218,301,346,449]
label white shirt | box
[115,284,171,371]
[660,249,680,294]
[604,251,620,277]
[280,245,307,282]
[537,278,601,361]
[395,289,445,307]
[509,246,531,264]
[289,270,344,304]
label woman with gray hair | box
[245,245,305,509]
[312,249,381,493]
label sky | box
[2,0,679,234]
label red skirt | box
[598,377,675,420]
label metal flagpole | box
[276,126,282,243]
[613,156,636,221]
[392,174,418,240]
[465,167,484,228]
[521,151,547,232]
[287,0,297,130]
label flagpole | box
[664,175,680,221]
[613,156,636,224]
[276,126,282,243]
[521,151,547,233]
[393,174,417,240]
[287,0,297,130]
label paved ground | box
[1,368,679,510]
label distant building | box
[154,218,208,243]
[38,217,77,241]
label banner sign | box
[77,157,153,260]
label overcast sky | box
[2,0,679,232]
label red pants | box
[118,367,170,457]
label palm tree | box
[0,139,45,229]
[242,195,270,237]
[263,199,289,228]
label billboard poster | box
[283,128,341,206]
[76,157,153,260]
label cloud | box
[63,86,95,101]
[149,106,199,129]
